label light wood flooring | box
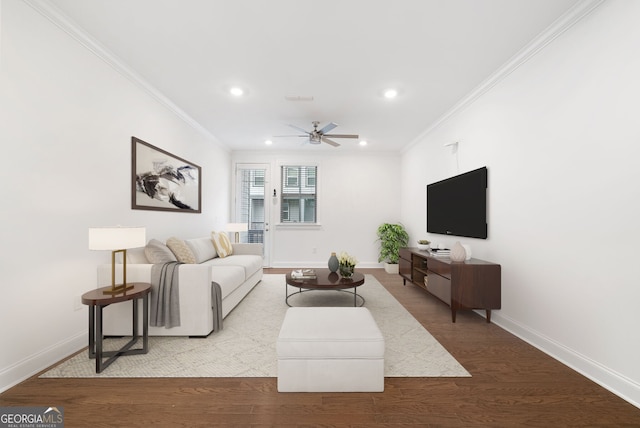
[1,268,639,427]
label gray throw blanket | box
[211,281,223,332]
[150,262,182,328]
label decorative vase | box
[462,244,472,260]
[338,264,354,278]
[328,252,339,272]
[450,241,466,262]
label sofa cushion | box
[186,237,217,263]
[145,239,177,263]
[166,237,196,264]
[210,266,246,299]
[211,231,233,258]
[207,254,263,278]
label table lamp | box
[89,226,146,295]
[226,223,248,243]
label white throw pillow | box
[166,237,196,264]
[211,231,233,258]
[186,237,218,263]
[145,239,177,263]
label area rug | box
[41,274,470,378]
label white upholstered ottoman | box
[276,307,385,392]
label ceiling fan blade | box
[288,124,311,134]
[322,137,340,147]
[274,134,308,138]
[318,122,338,134]
[323,134,359,139]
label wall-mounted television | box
[427,166,488,239]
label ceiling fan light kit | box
[275,121,359,148]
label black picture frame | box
[131,136,201,213]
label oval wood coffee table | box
[285,268,365,307]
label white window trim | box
[275,223,323,230]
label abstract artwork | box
[131,137,201,213]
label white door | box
[233,163,270,266]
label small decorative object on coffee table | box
[337,251,357,278]
[291,269,317,279]
[328,252,339,272]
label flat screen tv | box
[427,166,487,239]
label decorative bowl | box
[417,244,430,251]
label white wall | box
[0,1,231,391]
[4,0,638,409]
[232,150,402,268]
[401,0,640,406]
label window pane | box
[280,165,317,223]
[253,170,264,187]
[236,168,265,244]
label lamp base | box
[103,283,134,295]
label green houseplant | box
[376,223,409,273]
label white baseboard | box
[269,262,383,269]
[0,331,85,393]
[489,311,640,409]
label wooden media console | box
[399,247,501,323]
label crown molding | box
[23,0,228,151]
[403,0,605,153]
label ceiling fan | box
[276,121,359,147]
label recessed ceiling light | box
[384,89,398,99]
[265,140,273,146]
[230,87,244,96]
[359,140,368,146]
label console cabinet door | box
[399,254,412,281]
[425,271,451,305]
[451,264,501,310]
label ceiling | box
[48,0,581,152]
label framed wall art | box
[131,137,201,213]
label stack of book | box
[291,269,317,279]
[429,248,450,257]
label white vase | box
[450,242,466,262]
[462,244,472,260]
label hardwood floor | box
[2,268,639,427]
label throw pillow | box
[145,239,177,264]
[186,237,218,263]
[166,237,196,264]
[211,231,233,258]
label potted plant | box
[376,223,409,274]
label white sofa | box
[97,236,263,337]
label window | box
[280,165,317,223]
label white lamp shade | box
[89,226,146,250]
[226,223,248,232]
